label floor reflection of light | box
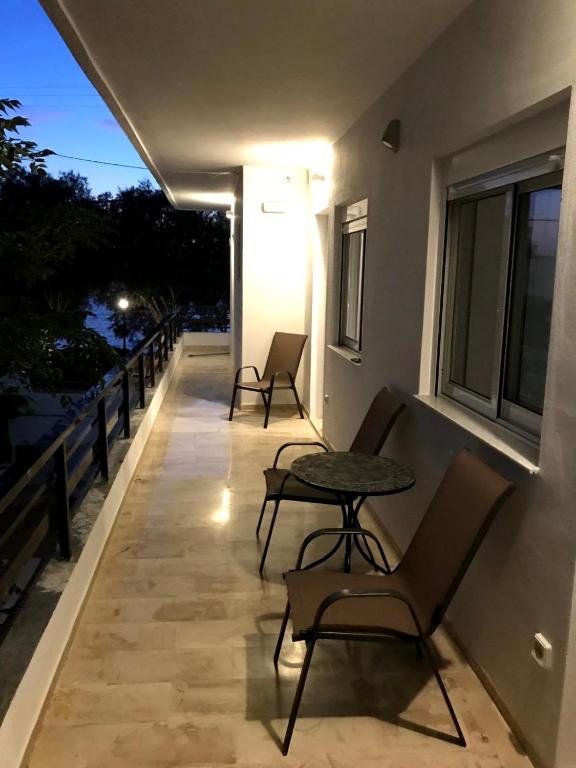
[212,487,231,524]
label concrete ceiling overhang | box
[41,0,471,209]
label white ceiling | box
[42,0,471,208]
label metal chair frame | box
[229,332,308,429]
[274,453,515,755]
[274,528,466,755]
[256,385,405,573]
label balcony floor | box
[25,352,532,768]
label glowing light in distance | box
[117,297,129,310]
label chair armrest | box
[272,441,329,468]
[312,587,424,638]
[295,527,388,570]
[234,365,260,384]
[270,370,294,387]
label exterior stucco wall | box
[323,2,576,766]
[241,165,309,405]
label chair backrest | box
[349,387,405,455]
[398,450,514,635]
[263,332,308,381]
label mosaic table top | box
[291,451,415,496]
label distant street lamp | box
[117,296,130,352]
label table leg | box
[300,501,348,570]
[349,496,391,573]
[344,498,354,572]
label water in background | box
[84,298,138,348]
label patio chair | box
[256,386,405,573]
[228,332,308,429]
[274,449,514,754]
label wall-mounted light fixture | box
[381,119,400,152]
[261,200,287,214]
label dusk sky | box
[1,0,157,195]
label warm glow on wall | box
[248,139,331,170]
[181,191,235,207]
[247,140,333,214]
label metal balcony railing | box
[0,311,182,612]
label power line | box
[52,153,236,176]
[53,152,149,170]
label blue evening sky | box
[1,0,157,195]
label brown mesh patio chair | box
[228,332,308,429]
[256,386,405,573]
[274,450,514,754]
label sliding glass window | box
[339,215,366,352]
[440,153,563,440]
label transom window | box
[439,152,563,440]
[339,199,367,352]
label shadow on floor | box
[243,625,462,752]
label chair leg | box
[256,496,268,536]
[292,385,305,419]
[274,601,291,666]
[228,385,238,421]
[263,386,273,429]
[419,639,466,747]
[282,637,317,755]
[259,499,281,573]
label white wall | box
[308,212,328,430]
[322,2,576,766]
[183,331,230,347]
[240,165,309,405]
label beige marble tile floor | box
[24,352,533,768]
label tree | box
[0,169,115,392]
[92,180,230,328]
[0,99,54,176]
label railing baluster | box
[97,398,109,481]
[149,344,156,387]
[157,337,163,372]
[168,320,174,351]
[163,327,169,360]
[122,370,131,438]
[138,353,146,408]
[54,443,71,560]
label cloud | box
[98,118,121,132]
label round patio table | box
[290,451,415,572]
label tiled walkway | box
[25,352,532,767]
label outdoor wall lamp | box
[117,297,130,310]
[381,119,400,152]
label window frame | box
[438,151,564,442]
[339,214,367,352]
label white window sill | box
[327,345,362,366]
[413,394,540,474]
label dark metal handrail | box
[0,311,182,598]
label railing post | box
[163,327,169,360]
[138,353,146,408]
[122,370,131,438]
[168,320,174,352]
[149,344,156,387]
[54,443,71,560]
[157,337,163,372]
[97,398,109,481]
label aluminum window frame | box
[339,215,367,352]
[439,151,564,442]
